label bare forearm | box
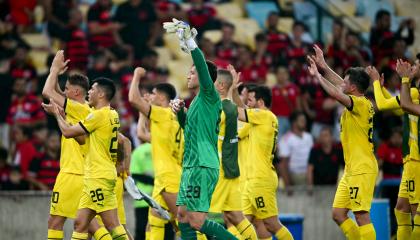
[232,88,246,108]
[321,65,344,87]
[280,159,291,187]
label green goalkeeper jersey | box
[181,48,221,169]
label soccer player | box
[368,65,419,240]
[395,59,420,240]
[308,45,377,239]
[209,67,258,240]
[49,77,127,240]
[163,19,237,239]
[230,75,293,240]
[42,51,112,240]
[128,67,183,239]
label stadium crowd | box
[0,0,418,237]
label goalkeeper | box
[164,19,238,240]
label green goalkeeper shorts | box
[176,166,219,212]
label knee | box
[262,217,281,233]
[74,218,87,232]
[354,211,370,226]
[48,216,65,230]
[224,211,243,225]
[395,198,411,212]
[332,209,347,224]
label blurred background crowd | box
[0,0,418,218]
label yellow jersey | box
[79,106,120,179]
[61,98,91,174]
[245,108,278,179]
[149,105,183,177]
[340,95,378,175]
[238,121,251,181]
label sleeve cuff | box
[63,98,68,112]
[147,105,152,119]
[244,109,249,123]
[79,122,89,134]
[346,96,354,111]
[396,96,401,106]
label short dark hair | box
[293,21,306,30]
[68,74,89,93]
[92,77,116,101]
[289,111,305,124]
[154,83,177,100]
[222,22,235,30]
[255,32,267,42]
[249,85,272,108]
[206,60,218,82]
[375,9,390,23]
[344,67,370,93]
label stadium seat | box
[154,47,172,68]
[278,0,301,12]
[293,1,317,22]
[228,18,261,49]
[78,3,90,22]
[215,2,243,20]
[277,17,294,33]
[328,0,357,17]
[21,33,50,49]
[361,0,394,22]
[245,2,279,28]
[343,16,372,33]
[163,34,190,60]
[28,50,50,74]
[393,0,417,17]
[168,59,193,97]
[203,30,222,44]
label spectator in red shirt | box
[200,38,229,69]
[326,20,345,67]
[287,21,311,65]
[11,126,38,178]
[87,0,123,52]
[64,8,89,73]
[0,147,11,188]
[369,9,415,64]
[254,33,273,69]
[187,0,220,37]
[9,0,36,30]
[378,37,409,71]
[155,0,186,23]
[1,166,30,190]
[9,45,37,92]
[377,128,403,179]
[264,11,289,65]
[236,45,267,84]
[6,78,46,128]
[28,131,60,190]
[43,0,77,41]
[271,67,301,137]
[215,22,240,64]
[139,50,169,85]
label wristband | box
[402,77,410,84]
[186,38,198,50]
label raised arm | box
[42,50,68,107]
[128,67,152,116]
[312,45,344,87]
[47,101,86,138]
[399,60,420,115]
[308,56,352,108]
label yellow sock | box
[395,209,412,240]
[93,226,112,240]
[149,214,166,239]
[110,225,127,240]
[275,226,293,240]
[359,223,376,240]
[236,218,258,240]
[197,232,207,239]
[71,232,88,240]
[227,225,241,238]
[411,214,420,240]
[48,229,64,240]
[339,218,360,240]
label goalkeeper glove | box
[163,18,198,52]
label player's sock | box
[411,214,420,240]
[179,222,197,240]
[274,226,293,240]
[339,218,360,240]
[196,232,208,239]
[110,225,127,240]
[71,232,88,240]
[359,223,376,240]
[227,225,241,238]
[199,219,238,240]
[149,214,166,239]
[236,218,258,240]
[395,208,412,240]
[94,226,112,240]
[48,229,64,240]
